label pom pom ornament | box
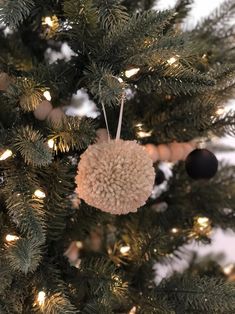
[34,100,53,120]
[185,148,218,180]
[75,139,155,215]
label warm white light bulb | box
[171,228,179,234]
[6,234,19,242]
[37,291,46,306]
[43,90,52,101]
[44,17,53,27]
[120,245,131,254]
[137,130,152,138]
[129,306,137,314]
[223,264,234,275]
[34,189,46,199]
[135,123,143,128]
[47,139,55,149]
[0,149,13,161]
[197,217,209,227]
[125,68,140,78]
[167,57,177,65]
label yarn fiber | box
[76,139,155,215]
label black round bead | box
[185,148,218,180]
[155,169,166,185]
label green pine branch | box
[13,126,53,167]
[0,0,35,28]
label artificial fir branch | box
[1,0,235,312]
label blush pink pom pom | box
[75,139,155,215]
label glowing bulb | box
[37,291,46,306]
[120,245,130,254]
[118,77,124,83]
[216,108,224,116]
[44,17,53,27]
[197,217,209,227]
[171,228,179,234]
[137,130,152,138]
[129,306,137,314]
[223,264,234,275]
[43,90,51,101]
[76,241,83,249]
[47,139,55,149]
[125,68,140,78]
[0,149,13,161]
[167,57,177,65]
[135,123,143,128]
[34,189,46,199]
[6,234,19,242]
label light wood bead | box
[144,144,159,163]
[47,108,65,127]
[157,144,171,161]
[182,142,196,160]
[34,100,53,120]
[168,142,185,162]
[0,73,11,91]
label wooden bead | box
[156,144,171,161]
[34,100,53,120]
[0,72,11,91]
[144,144,159,163]
[47,107,65,127]
[96,128,109,143]
[182,142,196,160]
[168,142,185,162]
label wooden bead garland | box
[0,72,11,91]
[47,107,66,127]
[144,141,196,163]
[33,100,53,120]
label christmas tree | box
[1,0,235,313]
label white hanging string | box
[101,101,111,141]
[116,93,125,140]
[99,79,111,141]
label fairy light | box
[0,149,13,161]
[6,234,19,242]
[129,306,137,314]
[120,245,131,255]
[167,57,177,65]
[137,130,152,138]
[34,189,46,199]
[47,139,55,149]
[171,228,179,234]
[223,264,234,275]
[125,68,140,78]
[44,17,53,27]
[43,90,52,101]
[37,291,46,307]
[191,216,212,238]
[118,77,124,83]
[197,217,209,228]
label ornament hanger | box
[100,77,126,141]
